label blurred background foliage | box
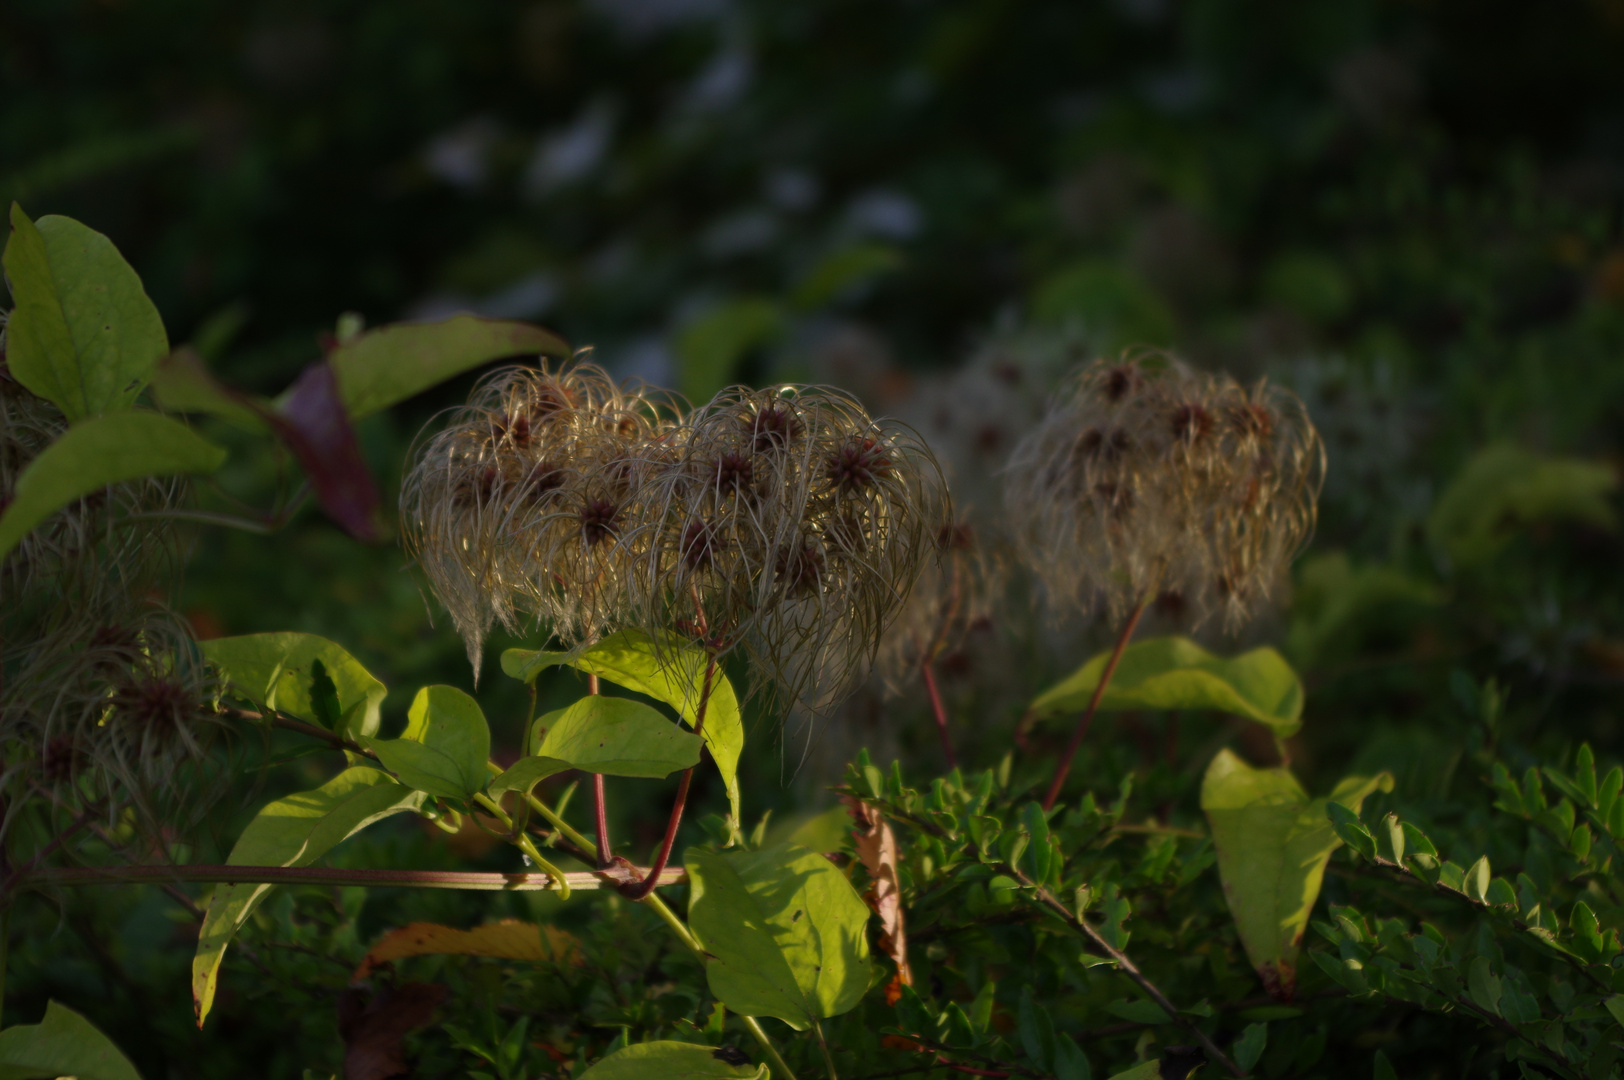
[6,2,1624,1075]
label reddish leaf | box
[843,795,912,987]
[337,981,446,1080]
[270,360,382,541]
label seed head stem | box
[920,652,956,771]
[1042,599,1148,811]
[621,656,717,900]
[586,672,614,870]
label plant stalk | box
[621,657,717,900]
[473,792,572,899]
[920,658,956,771]
[1041,600,1147,811]
[587,672,613,869]
[19,864,686,892]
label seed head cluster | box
[1004,353,1324,627]
[402,365,949,715]
[1,365,226,850]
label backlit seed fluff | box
[399,360,676,669]
[1003,353,1324,628]
[633,386,950,716]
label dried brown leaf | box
[353,919,580,981]
[843,795,911,986]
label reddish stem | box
[587,672,612,869]
[1041,600,1148,811]
[621,657,717,900]
[920,658,957,770]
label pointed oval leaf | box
[1030,636,1304,737]
[529,695,702,779]
[0,1000,141,1080]
[686,842,873,1030]
[505,630,743,823]
[1201,749,1392,998]
[328,315,569,420]
[0,410,225,564]
[202,632,387,741]
[4,205,167,419]
[192,766,424,1025]
[360,685,491,801]
[576,1042,766,1080]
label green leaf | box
[202,632,387,742]
[148,346,270,432]
[3,205,168,419]
[360,685,491,801]
[1201,749,1392,996]
[327,314,568,420]
[1373,1051,1398,1080]
[1053,1035,1091,1080]
[1467,956,1502,1016]
[1030,636,1305,737]
[1103,1062,1162,1080]
[685,842,873,1030]
[1018,986,1059,1071]
[1105,1000,1171,1025]
[0,1001,141,1080]
[1427,443,1618,567]
[492,696,701,792]
[674,298,783,404]
[1604,995,1624,1031]
[191,767,424,1024]
[1233,1022,1268,1074]
[485,755,573,797]
[0,410,226,563]
[1286,551,1445,667]
[791,243,902,311]
[575,1042,766,1080]
[504,631,743,824]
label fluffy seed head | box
[1004,352,1324,627]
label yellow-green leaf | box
[1201,749,1392,998]
[360,685,491,801]
[192,767,424,1025]
[686,843,873,1030]
[328,314,568,420]
[3,205,168,420]
[577,1042,766,1080]
[0,410,226,563]
[0,1001,141,1080]
[202,632,387,742]
[503,631,743,823]
[1030,636,1305,737]
[1427,443,1618,568]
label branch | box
[15,863,687,893]
[999,862,1244,1078]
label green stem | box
[745,1016,800,1080]
[0,904,9,1026]
[473,792,572,900]
[524,791,596,854]
[813,1018,838,1080]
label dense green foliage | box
[3,2,1624,1078]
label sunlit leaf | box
[1030,636,1305,737]
[503,631,743,823]
[576,1041,766,1080]
[0,1000,141,1080]
[1201,749,1392,999]
[192,767,425,1025]
[202,632,387,742]
[686,842,873,1030]
[328,314,568,420]
[3,204,167,420]
[361,685,491,801]
[0,409,226,563]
